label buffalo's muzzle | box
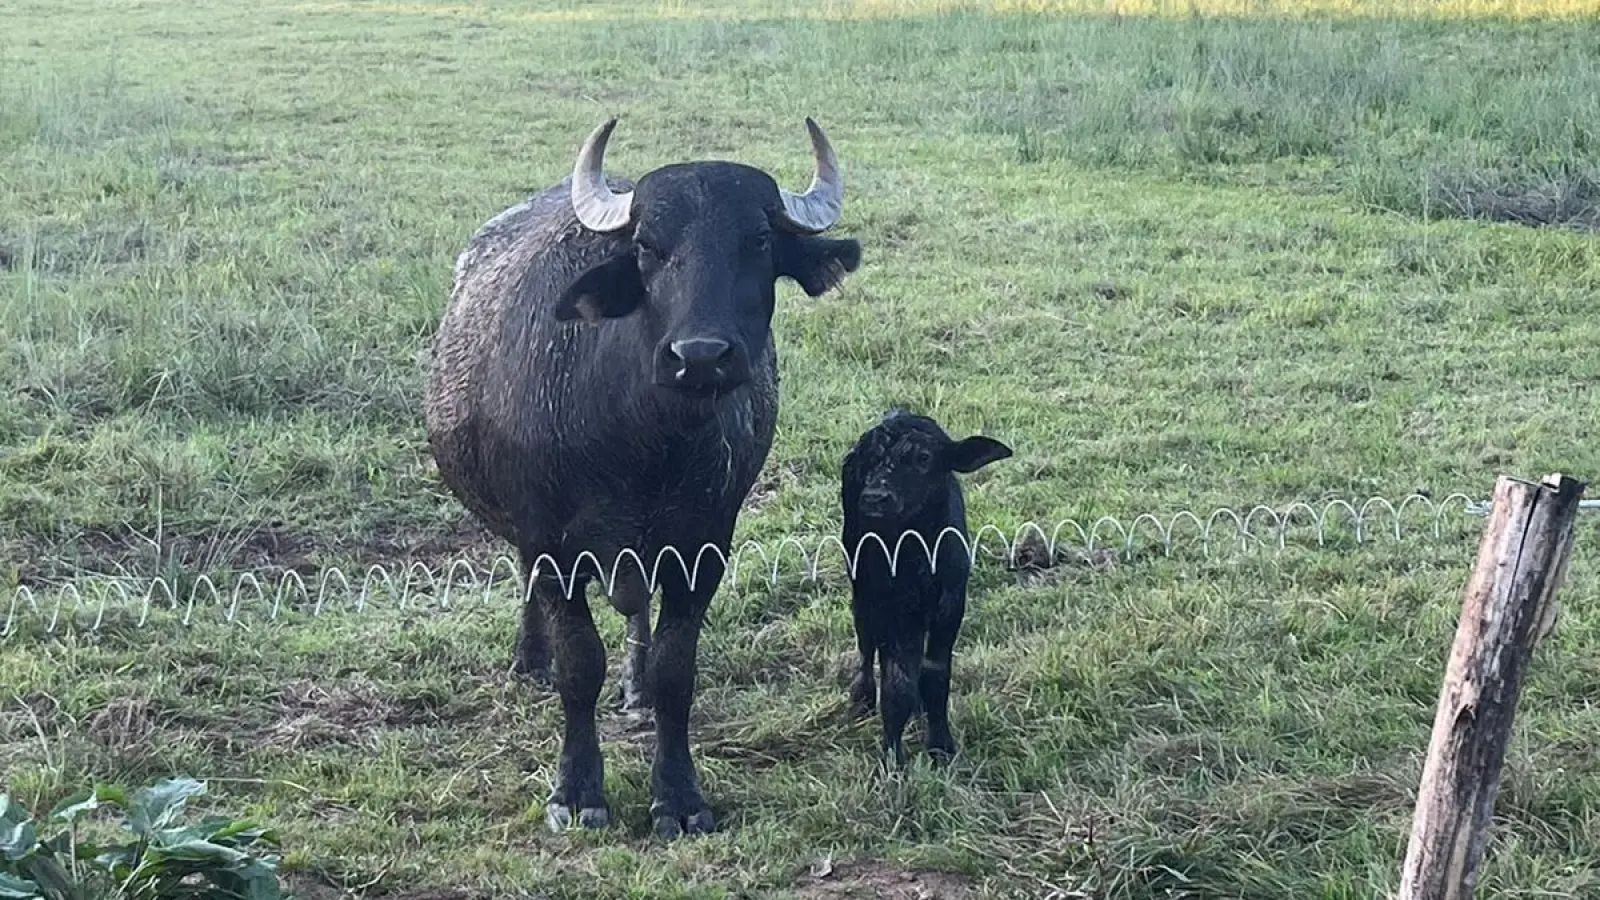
[656,336,743,391]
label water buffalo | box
[840,408,1012,768]
[423,118,862,838]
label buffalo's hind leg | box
[621,610,653,712]
[647,567,718,839]
[539,573,611,831]
[511,550,552,685]
[608,570,654,714]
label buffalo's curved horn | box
[777,117,844,234]
[570,118,635,233]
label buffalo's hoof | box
[545,802,610,832]
[618,683,653,714]
[926,743,958,767]
[511,659,553,688]
[847,675,875,718]
[651,803,715,840]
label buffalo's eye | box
[914,448,934,470]
[749,231,772,254]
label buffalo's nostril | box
[669,338,733,366]
[658,337,742,389]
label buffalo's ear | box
[777,236,862,297]
[945,436,1012,474]
[555,252,645,323]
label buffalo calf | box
[840,408,1012,767]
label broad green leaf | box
[150,824,212,849]
[13,857,77,900]
[89,844,140,878]
[46,794,96,825]
[127,780,206,837]
[0,820,39,861]
[39,831,73,858]
[190,816,238,835]
[0,797,24,828]
[203,819,278,847]
[207,865,282,900]
[144,839,249,866]
[0,872,41,900]
[152,819,270,852]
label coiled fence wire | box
[0,492,1517,639]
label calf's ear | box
[945,436,1013,474]
[555,252,645,322]
[778,236,862,297]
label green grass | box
[4,0,1600,897]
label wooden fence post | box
[1397,473,1585,900]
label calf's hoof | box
[880,742,910,772]
[651,801,715,840]
[545,802,610,832]
[926,742,958,767]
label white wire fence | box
[2,492,1514,639]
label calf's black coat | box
[840,408,1012,766]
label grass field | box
[4,0,1600,897]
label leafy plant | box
[0,778,282,900]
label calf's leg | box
[879,634,923,770]
[920,590,966,763]
[540,574,610,831]
[847,597,877,716]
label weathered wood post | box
[1398,473,1585,900]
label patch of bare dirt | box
[86,694,164,753]
[261,677,392,750]
[353,519,502,571]
[282,874,348,900]
[260,675,495,750]
[597,708,655,746]
[794,860,976,900]
[0,692,69,742]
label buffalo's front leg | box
[647,576,715,839]
[541,575,610,831]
